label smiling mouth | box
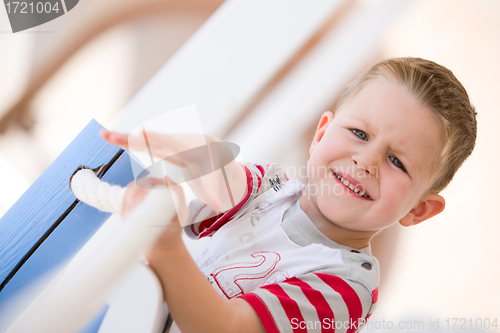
[333,173,370,199]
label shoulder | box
[240,265,379,333]
[238,247,379,333]
[240,162,288,195]
[339,248,379,293]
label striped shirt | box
[184,163,379,333]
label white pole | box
[7,184,175,333]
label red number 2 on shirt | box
[210,251,289,299]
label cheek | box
[307,160,330,183]
[381,173,410,204]
[314,133,350,160]
[381,173,419,216]
[307,130,352,179]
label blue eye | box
[390,156,406,171]
[352,129,368,141]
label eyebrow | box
[350,115,373,135]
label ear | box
[310,111,334,155]
[399,193,445,227]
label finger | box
[141,177,167,188]
[103,130,162,156]
[137,131,171,158]
[143,132,204,160]
[120,181,152,217]
[126,131,170,158]
[101,131,130,149]
[100,130,111,142]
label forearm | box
[185,134,247,213]
[188,160,247,213]
[148,237,264,333]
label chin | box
[319,204,353,224]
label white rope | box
[70,168,126,214]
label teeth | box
[334,173,369,199]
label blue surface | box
[78,305,109,333]
[0,120,137,315]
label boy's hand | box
[120,177,165,217]
[102,131,207,168]
[121,176,188,252]
[102,130,246,213]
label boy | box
[103,57,477,333]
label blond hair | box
[336,57,477,193]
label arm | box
[105,132,272,331]
[102,131,247,212]
[120,179,265,333]
[147,227,266,333]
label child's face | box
[307,80,444,232]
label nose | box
[352,148,380,176]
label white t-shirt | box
[179,163,379,333]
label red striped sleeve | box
[256,168,263,193]
[261,284,307,333]
[315,274,363,333]
[256,165,265,177]
[285,277,335,332]
[241,293,281,333]
[241,272,374,333]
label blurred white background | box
[0,0,498,331]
